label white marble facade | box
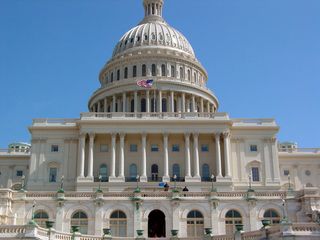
[0,0,319,238]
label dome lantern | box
[142,0,164,23]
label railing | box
[0,148,30,155]
[232,118,276,126]
[81,112,228,120]
[278,148,320,153]
[32,118,78,125]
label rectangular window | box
[283,169,290,176]
[201,144,209,152]
[252,167,260,182]
[16,170,23,177]
[130,144,138,152]
[250,144,258,152]
[172,144,180,152]
[51,145,59,152]
[151,144,159,152]
[100,144,108,152]
[49,168,57,182]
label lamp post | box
[28,199,37,225]
[21,175,25,191]
[261,219,271,240]
[98,175,102,192]
[45,220,55,240]
[136,175,140,189]
[248,173,252,190]
[211,174,215,191]
[287,174,292,191]
[173,175,177,190]
[60,175,64,190]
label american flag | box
[137,79,154,88]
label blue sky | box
[0,0,319,148]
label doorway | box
[148,209,166,238]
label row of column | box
[77,132,231,182]
[91,90,216,114]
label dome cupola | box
[141,0,164,23]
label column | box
[186,99,190,112]
[104,98,108,112]
[158,90,162,113]
[207,101,210,113]
[146,90,150,113]
[97,101,101,112]
[192,95,196,112]
[112,95,116,112]
[177,96,182,113]
[223,132,231,178]
[141,133,147,182]
[122,92,126,112]
[263,139,272,184]
[87,133,95,180]
[163,133,170,182]
[211,105,215,113]
[215,133,222,178]
[119,133,125,180]
[170,91,174,112]
[78,133,86,179]
[134,91,138,113]
[193,133,200,180]
[182,93,186,112]
[200,98,204,113]
[184,133,192,181]
[110,133,116,179]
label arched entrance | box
[148,209,166,238]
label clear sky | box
[0,0,319,148]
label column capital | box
[193,133,199,138]
[79,133,87,138]
[184,132,191,138]
[222,131,230,138]
[89,132,95,138]
[111,132,117,138]
[214,132,222,139]
[163,132,169,138]
[119,133,126,138]
[142,132,147,138]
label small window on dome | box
[131,38,134,43]
[144,35,148,40]
[125,40,128,45]
[152,33,156,40]
[152,64,156,76]
[142,64,147,77]
[133,65,137,77]
[137,36,141,42]
[117,70,120,81]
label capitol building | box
[0,0,319,239]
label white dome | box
[112,0,195,57]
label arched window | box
[141,98,146,112]
[133,65,137,77]
[171,65,175,77]
[174,100,177,112]
[187,69,191,81]
[161,64,166,76]
[110,210,127,237]
[162,98,167,112]
[152,64,156,76]
[34,211,49,228]
[130,99,134,113]
[180,67,184,79]
[129,164,137,181]
[142,64,147,77]
[99,164,108,182]
[202,164,210,181]
[263,209,280,225]
[187,210,204,237]
[124,67,128,79]
[225,210,242,235]
[151,98,157,112]
[151,164,159,181]
[172,164,180,180]
[71,211,88,234]
[194,73,197,82]
[110,72,114,82]
[117,69,120,80]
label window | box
[16,170,23,177]
[251,167,260,182]
[124,67,128,79]
[171,65,175,77]
[141,98,146,112]
[133,65,137,77]
[161,64,166,76]
[110,210,127,237]
[187,210,204,237]
[283,169,290,176]
[202,164,210,181]
[117,69,120,80]
[151,144,159,152]
[71,211,88,235]
[172,144,180,152]
[225,210,242,235]
[263,209,280,225]
[130,99,134,113]
[49,168,57,182]
[111,72,114,82]
[250,144,258,152]
[99,164,108,182]
[100,144,108,152]
[142,64,147,76]
[187,69,191,81]
[180,67,184,79]
[194,73,197,82]
[201,144,209,152]
[152,64,156,76]
[129,164,137,181]
[34,211,49,228]
[51,145,59,152]
[162,98,167,112]
[130,144,138,152]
